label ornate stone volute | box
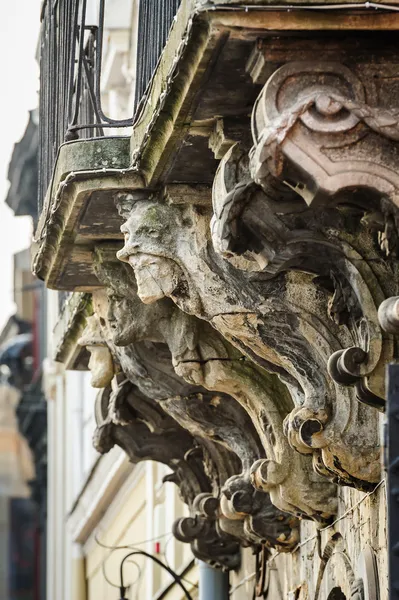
[79,306,244,568]
[116,186,382,491]
[173,493,241,571]
[163,392,299,551]
[93,379,207,499]
[84,262,304,547]
[93,376,241,570]
[246,60,399,484]
[92,245,338,522]
[246,60,397,408]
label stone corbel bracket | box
[93,378,241,570]
[204,61,399,488]
[81,289,304,553]
[117,188,383,489]
[79,307,243,568]
[162,392,300,551]
[97,239,339,521]
[85,273,303,548]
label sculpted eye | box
[148,228,160,238]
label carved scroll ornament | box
[93,377,241,570]
[80,280,301,553]
[117,192,381,490]
[247,61,396,413]
[96,246,338,522]
[250,62,399,209]
[207,61,399,489]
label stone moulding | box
[32,136,143,290]
[53,292,92,368]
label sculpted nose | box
[117,241,140,263]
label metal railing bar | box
[81,39,105,138]
[66,0,80,127]
[92,0,133,127]
[38,0,181,212]
[69,0,88,130]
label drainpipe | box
[199,561,229,600]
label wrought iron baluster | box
[133,0,181,112]
[38,0,181,212]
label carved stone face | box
[87,345,114,388]
[117,201,184,305]
[105,284,170,347]
[106,288,145,345]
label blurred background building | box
[1,109,47,600]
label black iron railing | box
[134,0,181,111]
[39,0,181,212]
[38,0,131,211]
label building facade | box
[33,0,399,598]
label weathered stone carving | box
[237,61,399,479]
[172,492,241,570]
[116,190,381,490]
[173,329,336,522]
[79,308,244,567]
[247,62,396,389]
[90,256,310,549]
[250,62,399,208]
[78,315,115,388]
[163,393,299,549]
[93,249,337,521]
[93,377,241,570]
[80,282,302,553]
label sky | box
[0,0,42,330]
